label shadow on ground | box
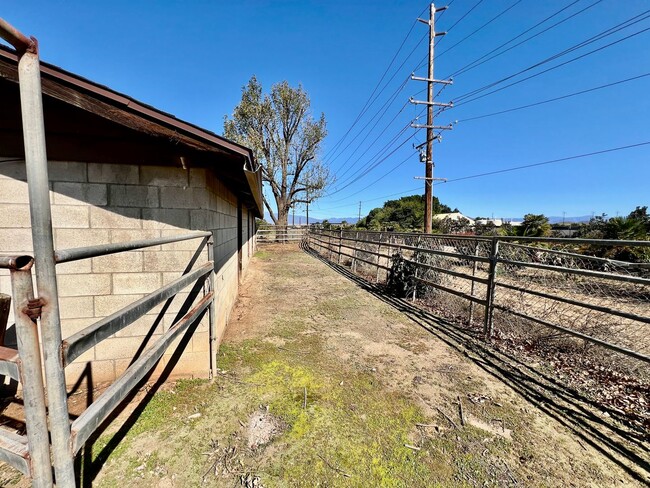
[302,242,650,485]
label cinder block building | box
[0,44,262,386]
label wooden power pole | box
[410,3,453,233]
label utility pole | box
[410,3,453,233]
[292,204,295,226]
[306,189,310,227]
[358,201,362,224]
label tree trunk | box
[276,209,289,243]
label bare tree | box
[224,76,329,226]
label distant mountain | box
[548,216,592,224]
[263,215,359,225]
[327,217,359,224]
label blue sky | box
[3,0,649,221]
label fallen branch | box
[457,395,466,426]
[303,387,307,409]
[436,407,459,430]
[404,444,421,451]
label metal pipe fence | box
[256,225,308,243]
[308,229,650,371]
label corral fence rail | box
[256,225,308,243]
[308,229,650,369]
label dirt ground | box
[1,245,647,487]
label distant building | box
[432,212,475,226]
[476,218,503,227]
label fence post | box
[337,229,343,265]
[352,231,359,273]
[483,237,500,339]
[375,233,383,282]
[327,230,333,260]
[207,237,217,380]
[11,268,54,487]
[18,48,76,485]
[468,240,479,326]
[411,235,422,301]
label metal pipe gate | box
[0,18,217,487]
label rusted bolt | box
[23,297,45,322]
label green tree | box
[519,214,551,237]
[359,195,452,231]
[224,76,329,227]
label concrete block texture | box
[92,251,144,273]
[111,229,160,244]
[51,205,90,229]
[52,182,108,206]
[88,163,139,184]
[142,208,190,230]
[60,317,100,337]
[95,336,153,360]
[94,294,144,317]
[0,180,29,204]
[109,185,159,208]
[112,272,162,295]
[160,187,210,209]
[48,161,87,182]
[65,361,115,390]
[0,160,256,384]
[90,206,141,229]
[0,204,31,228]
[0,160,27,180]
[140,166,189,188]
[58,274,111,297]
[55,228,110,249]
[143,251,194,272]
[59,296,95,319]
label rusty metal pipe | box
[54,231,211,264]
[71,292,213,452]
[0,255,33,271]
[0,18,35,53]
[11,269,54,487]
[18,47,76,486]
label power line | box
[435,0,523,60]
[457,72,650,122]
[329,150,415,202]
[326,128,419,197]
[334,99,411,182]
[448,0,589,78]
[325,4,430,163]
[332,79,411,180]
[443,0,486,36]
[315,186,423,212]
[318,141,650,213]
[330,120,414,191]
[434,141,650,185]
[453,7,650,103]
[455,23,650,107]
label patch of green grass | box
[254,250,271,260]
[91,378,210,465]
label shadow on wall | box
[302,243,650,485]
[73,311,205,487]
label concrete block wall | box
[0,158,255,387]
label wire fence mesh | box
[308,230,650,379]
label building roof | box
[432,212,476,225]
[0,44,263,217]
